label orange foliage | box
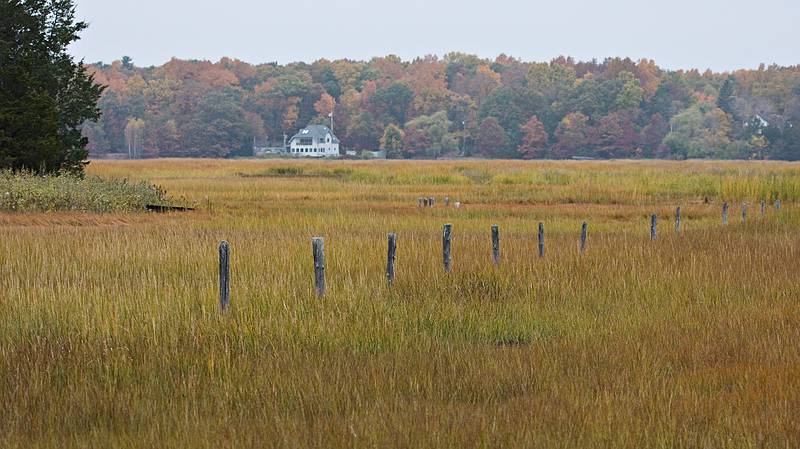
[314,93,335,117]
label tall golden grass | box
[1,159,798,448]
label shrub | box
[0,170,168,212]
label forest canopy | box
[83,55,800,160]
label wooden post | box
[580,221,588,254]
[219,240,230,311]
[775,199,781,212]
[537,222,545,258]
[443,224,452,272]
[650,214,657,241]
[675,206,681,233]
[722,202,729,225]
[741,202,747,222]
[491,225,500,266]
[312,237,325,297]
[386,233,397,286]
[760,200,766,217]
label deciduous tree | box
[313,92,335,117]
[476,117,509,158]
[403,111,456,158]
[663,102,734,159]
[553,112,590,158]
[380,124,404,159]
[518,116,548,159]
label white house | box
[288,125,340,157]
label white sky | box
[69,0,800,71]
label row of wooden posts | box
[217,199,782,309]
[418,196,461,208]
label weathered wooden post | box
[491,225,500,266]
[580,221,588,254]
[760,200,766,217]
[312,237,325,297]
[386,233,397,286]
[722,202,729,225]
[219,240,230,311]
[675,206,681,233]
[650,214,657,241]
[444,197,450,206]
[741,202,747,222]
[775,199,781,212]
[537,222,545,258]
[443,223,452,272]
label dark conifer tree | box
[0,0,104,174]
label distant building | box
[288,125,339,157]
[743,114,770,136]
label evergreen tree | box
[0,0,104,174]
[717,77,736,117]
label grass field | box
[2,159,799,448]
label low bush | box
[0,170,169,212]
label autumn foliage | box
[83,55,800,159]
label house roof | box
[289,125,339,144]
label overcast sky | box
[69,0,799,72]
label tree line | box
[83,55,800,160]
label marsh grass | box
[0,170,169,212]
[1,159,798,448]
